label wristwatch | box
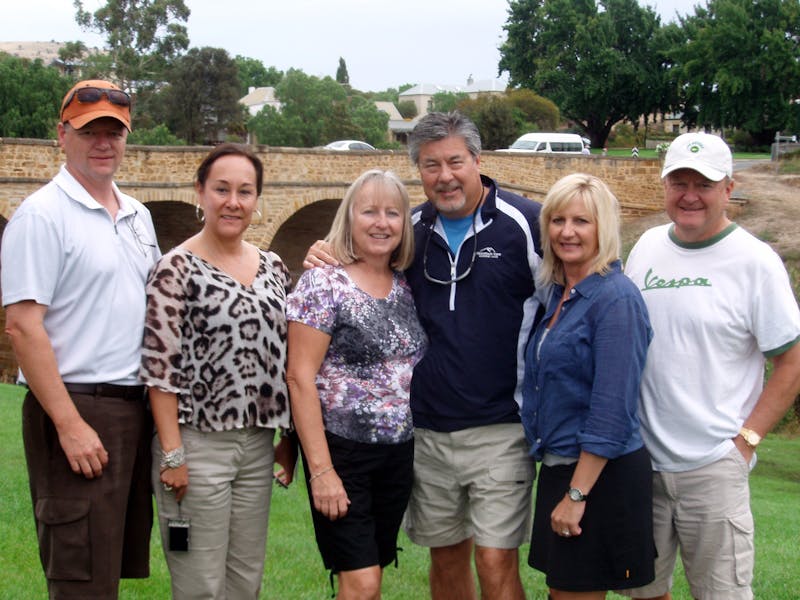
[739,427,762,449]
[567,487,587,502]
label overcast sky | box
[2,0,702,92]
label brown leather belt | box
[64,382,145,401]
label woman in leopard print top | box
[140,144,295,599]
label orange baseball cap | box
[60,79,132,131]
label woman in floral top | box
[140,144,296,599]
[287,169,427,598]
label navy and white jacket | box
[407,175,542,432]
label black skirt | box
[529,445,655,592]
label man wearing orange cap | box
[1,80,160,598]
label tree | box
[506,88,560,131]
[348,95,390,146]
[234,55,283,97]
[364,84,415,102]
[127,123,186,145]
[336,57,350,85]
[249,69,349,146]
[397,100,418,119]
[0,54,71,138]
[671,0,800,145]
[57,41,88,77]
[247,69,391,148]
[499,0,664,147]
[73,0,190,90]
[457,96,522,149]
[430,91,469,113]
[160,47,246,144]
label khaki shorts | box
[403,423,535,549]
[620,447,754,600]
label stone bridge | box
[0,138,664,379]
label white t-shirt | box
[626,223,800,471]
[1,165,160,385]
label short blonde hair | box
[537,173,621,287]
[326,170,415,271]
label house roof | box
[399,78,507,97]
[389,117,422,133]
[239,86,277,107]
[374,101,402,120]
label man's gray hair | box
[408,111,482,165]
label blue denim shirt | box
[521,261,652,461]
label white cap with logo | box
[661,132,732,181]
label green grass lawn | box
[1,383,797,599]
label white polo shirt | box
[1,165,160,385]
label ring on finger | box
[163,483,173,492]
[561,529,570,537]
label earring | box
[254,208,263,220]
[195,204,204,223]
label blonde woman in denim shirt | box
[521,173,654,599]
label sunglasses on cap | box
[61,87,131,117]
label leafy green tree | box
[73,0,190,89]
[671,0,800,145]
[277,70,350,146]
[160,47,246,144]
[430,91,469,113]
[234,55,283,97]
[499,0,663,147]
[336,57,350,85]
[247,69,391,147]
[249,69,348,146]
[57,41,88,77]
[397,100,418,119]
[364,84,415,102]
[127,123,185,145]
[248,105,305,147]
[0,54,71,138]
[457,96,521,149]
[506,88,560,131]
[348,95,390,146]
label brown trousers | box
[22,389,153,599]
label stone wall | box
[0,138,665,380]
[1,138,664,221]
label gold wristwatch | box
[739,427,762,449]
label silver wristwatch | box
[567,487,587,502]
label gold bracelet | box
[309,465,333,482]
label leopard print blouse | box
[140,247,291,432]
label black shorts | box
[302,431,414,573]
[529,445,655,591]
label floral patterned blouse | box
[287,265,427,444]
[140,248,291,432]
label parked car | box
[324,140,376,151]
[502,133,585,154]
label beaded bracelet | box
[309,465,333,482]
[160,445,186,469]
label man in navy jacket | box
[306,112,541,599]
[402,112,541,600]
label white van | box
[504,132,585,154]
